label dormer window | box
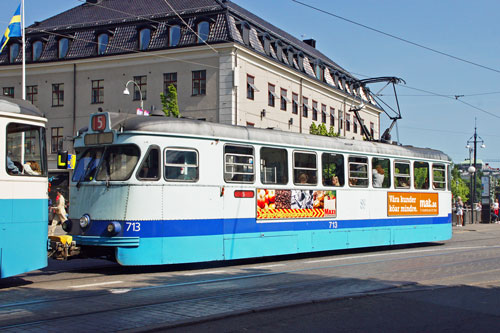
[139,28,151,51]
[274,40,284,62]
[97,33,109,55]
[287,46,295,67]
[314,61,324,81]
[296,52,304,72]
[9,43,19,63]
[32,41,43,61]
[237,21,250,45]
[58,38,69,59]
[259,33,272,56]
[169,25,181,47]
[197,21,210,43]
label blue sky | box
[2,0,500,166]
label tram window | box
[372,158,390,188]
[432,163,446,190]
[394,161,411,188]
[447,165,451,191]
[72,148,104,182]
[322,153,344,187]
[137,147,160,181]
[348,156,368,187]
[260,147,288,185]
[293,151,317,185]
[224,145,254,183]
[414,162,429,189]
[6,123,46,177]
[96,145,140,181]
[165,149,199,182]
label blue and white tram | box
[61,112,451,265]
[0,97,48,278]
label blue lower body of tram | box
[69,214,451,265]
[0,198,48,278]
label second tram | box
[60,112,452,265]
[0,97,48,278]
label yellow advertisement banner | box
[257,208,325,219]
[387,192,439,216]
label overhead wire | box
[290,0,500,75]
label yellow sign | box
[388,192,439,216]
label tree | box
[160,84,180,117]
[309,123,319,135]
[451,165,469,202]
[318,123,328,136]
[328,126,339,137]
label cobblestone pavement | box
[1,223,499,332]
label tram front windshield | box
[72,145,140,183]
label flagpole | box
[21,0,25,100]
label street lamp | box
[466,118,485,225]
[123,80,144,110]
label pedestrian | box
[49,190,68,236]
[455,196,464,227]
[494,199,499,219]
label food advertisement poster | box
[257,189,337,220]
[387,192,439,216]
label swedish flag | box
[0,4,22,54]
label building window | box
[32,41,43,61]
[91,79,104,104]
[280,88,288,111]
[133,76,147,101]
[330,107,335,127]
[246,122,255,127]
[97,33,109,55]
[268,83,276,107]
[346,114,351,132]
[3,87,14,98]
[315,64,324,81]
[192,70,206,96]
[292,93,298,114]
[303,97,309,118]
[370,122,375,138]
[338,110,343,130]
[197,21,210,43]
[52,83,64,106]
[163,72,177,93]
[26,85,38,104]
[321,104,327,123]
[58,38,69,59]
[169,25,181,47]
[353,118,358,134]
[51,127,63,153]
[139,28,151,51]
[247,74,255,100]
[312,101,318,121]
[9,43,19,63]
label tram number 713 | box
[126,222,141,232]
[329,221,338,229]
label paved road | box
[1,223,500,332]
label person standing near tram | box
[455,196,464,227]
[49,190,68,236]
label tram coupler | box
[48,235,81,260]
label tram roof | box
[0,97,44,117]
[103,113,450,162]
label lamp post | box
[123,80,143,110]
[465,119,485,225]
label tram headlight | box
[106,221,122,236]
[79,214,91,228]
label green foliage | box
[161,84,180,118]
[451,165,469,202]
[328,126,339,137]
[309,123,319,135]
[318,123,328,136]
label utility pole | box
[466,118,485,225]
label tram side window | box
[322,153,344,187]
[137,147,160,181]
[224,145,254,183]
[348,156,368,187]
[6,123,46,176]
[372,158,391,188]
[293,151,317,185]
[432,163,446,190]
[414,162,429,189]
[165,148,199,182]
[447,165,451,191]
[394,161,411,188]
[260,147,288,184]
[96,145,140,181]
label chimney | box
[303,38,316,48]
[86,0,98,3]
